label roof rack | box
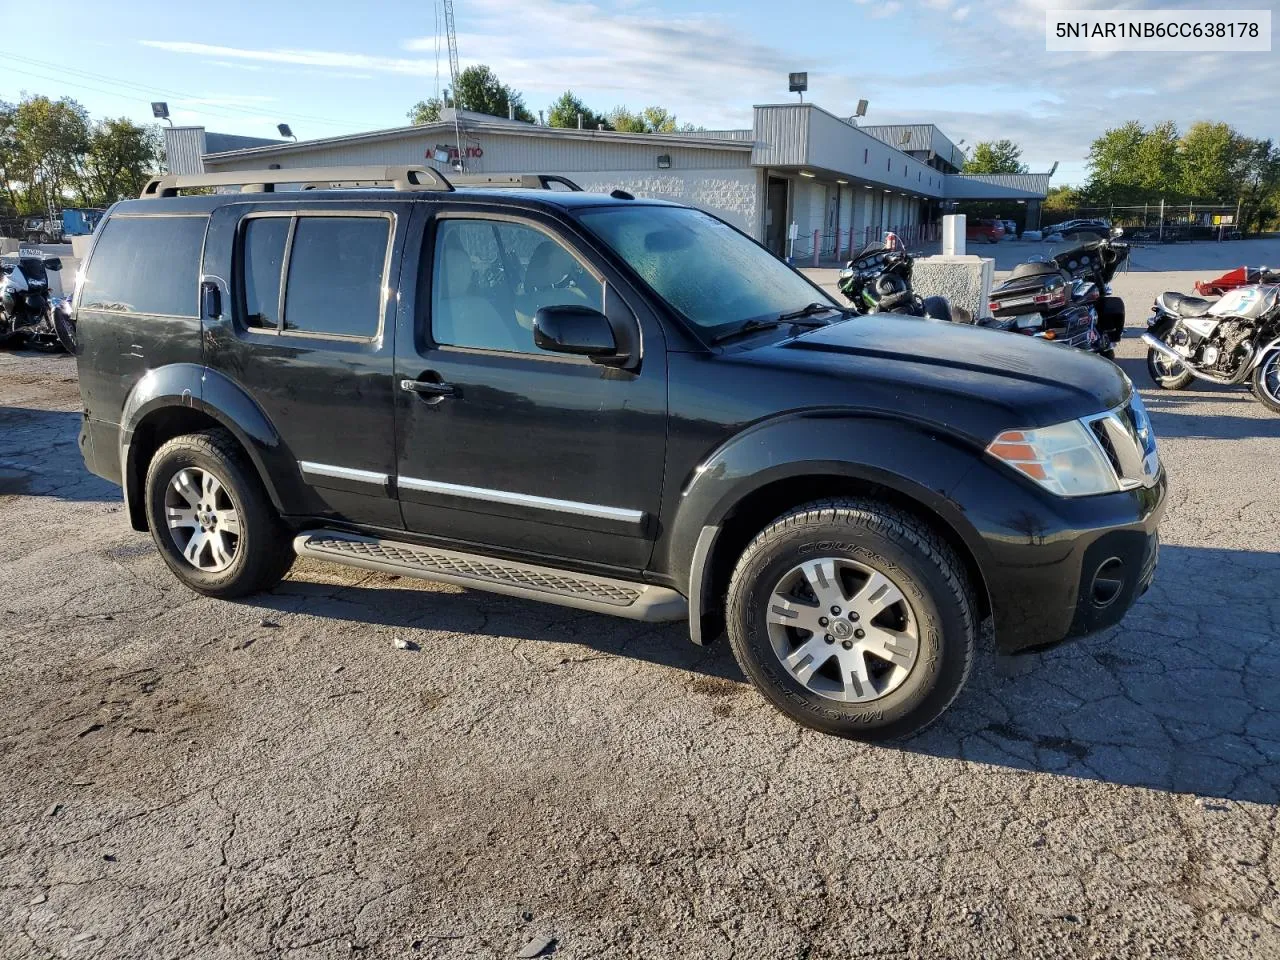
[139,165,454,198]
[449,174,583,192]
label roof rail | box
[139,165,454,198]
[448,174,584,192]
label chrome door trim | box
[397,476,643,523]
[299,461,389,485]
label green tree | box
[608,105,689,134]
[13,95,91,212]
[1236,137,1280,232]
[453,65,534,121]
[407,97,445,125]
[964,139,1028,175]
[0,100,19,210]
[408,66,534,124]
[547,91,610,130]
[1133,121,1181,200]
[1043,184,1082,213]
[1179,121,1241,202]
[84,118,162,204]
[1085,121,1182,204]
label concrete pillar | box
[942,214,966,256]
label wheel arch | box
[669,413,995,645]
[120,365,299,531]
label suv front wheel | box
[726,498,977,741]
[144,428,294,598]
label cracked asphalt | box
[2,244,1278,959]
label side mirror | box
[533,305,620,362]
[44,258,63,272]
[1110,226,1124,238]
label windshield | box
[576,205,837,338]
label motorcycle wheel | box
[52,308,77,354]
[1250,352,1280,415]
[1146,346,1194,390]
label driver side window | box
[431,218,603,354]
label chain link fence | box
[1043,203,1246,242]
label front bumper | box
[950,462,1167,655]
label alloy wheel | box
[164,467,242,572]
[765,557,920,703]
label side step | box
[293,530,688,623]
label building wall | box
[563,169,760,237]
[205,128,760,237]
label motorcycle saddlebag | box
[988,266,1068,318]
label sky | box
[3,0,1278,186]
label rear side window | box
[242,217,289,330]
[236,214,390,339]
[80,216,206,315]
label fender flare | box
[673,411,996,642]
[1247,334,1280,372]
[120,364,300,521]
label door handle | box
[400,378,457,401]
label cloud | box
[143,0,1278,182]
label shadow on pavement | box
[242,542,1278,806]
[0,407,116,502]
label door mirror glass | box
[533,305,617,359]
[44,258,63,272]
[1110,226,1124,238]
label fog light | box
[1091,557,1125,608]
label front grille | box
[1083,395,1160,489]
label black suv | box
[72,165,1165,740]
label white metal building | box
[165,103,1051,259]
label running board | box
[293,530,688,622]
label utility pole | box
[441,0,465,171]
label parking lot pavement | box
[2,253,1278,959]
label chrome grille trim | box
[1080,396,1160,490]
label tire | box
[1250,351,1280,415]
[725,498,977,741]
[144,428,294,598]
[1146,345,1194,390]
[52,306,76,354]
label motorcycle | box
[1142,283,1280,414]
[0,254,75,352]
[837,239,966,322]
[1195,265,1280,297]
[983,228,1130,358]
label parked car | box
[966,218,1006,244]
[71,165,1165,741]
[1041,219,1111,242]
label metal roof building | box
[166,103,1053,258]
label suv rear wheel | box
[726,498,977,740]
[144,428,294,598]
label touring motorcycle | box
[982,229,1130,358]
[1142,283,1280,415]
[837,239,965,322]
[0,254,75,352]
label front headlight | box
[986,420,1120,497]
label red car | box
[966,219,1006,244]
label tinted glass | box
[283,217,389,337]
[241,217,289,329]
[577,206,831,337]
[432,219,602,354]
[80,216,206,315]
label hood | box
[746,314,1131,435]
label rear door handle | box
[400,378,457,400]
